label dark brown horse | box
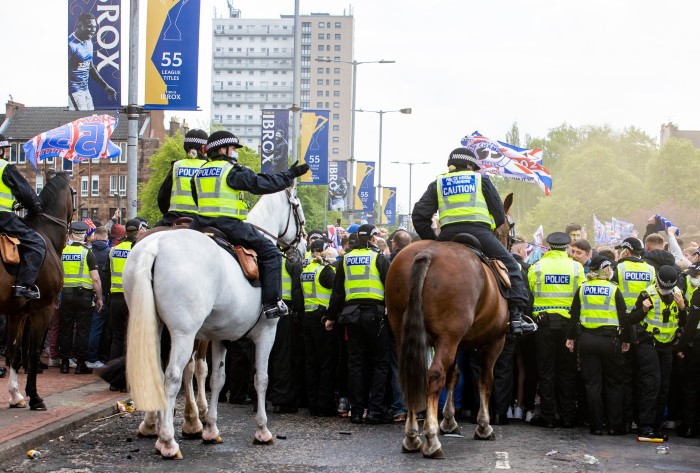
[0,172,73,410]
[385,193,514,459]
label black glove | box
[289,161,310,177]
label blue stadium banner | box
[261,109,290,174]
[398,214,410,230]
[144,0,201,110]
[381,187,397,226]
[355,161,375,212]
[68,0,122,111]
[328,160,348,211]
[299,110,329,185]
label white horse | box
[124,185,306,459]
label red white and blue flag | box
[84,218,97,236]
[460,131,552,195]
[23,114,121,172]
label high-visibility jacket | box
[281,261,293,302]
[0,159,14,211]
[343,248,384,302]
[685,275,697,306]
[302,261,335,311]
[529,250,584,318]
[579,279,620,329]
[62,244,93,289]
[436,170,495,229]
[109,241,132,294]
[617,260,656,311]
[641,285,681,344]
[169,158,206,213]
[194,161,248,219]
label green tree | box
[505,122,521,147]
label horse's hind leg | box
[440,358,460,435]
[202,340,225,444]
[195,341,209,420]
[401,409,422,453]
[423,342,456,459]
[5,315,25,408]
[181,351,203,438]
[474,338,505,440]
[138,410,159,438]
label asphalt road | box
[5,399,700,472]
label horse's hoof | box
[439,425,460,435]
[202,435,223,444]
[30,402,47,411]
[162,449,183,460]
[401,444,421,453]
[9,400,26,409]
[253,437,274,445]
[138,432,158,439]
[181,430,203,440]
[474,431,496,440]
[423,448,446,459]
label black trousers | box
[109,295,129,360]
[681,335,700,431]
[195,216,281,305]
[578,331,624,431]
[491,334,516,416]
[268,308,297,408]
[301,309,338,414]
[0,212,45,286]
[621,347,639,426]
[636,340,673,430]
[535,315,578,423]
[58,289,94,362]
[156,211,195,227]
[221,339,255,403]
[345,308,390,414]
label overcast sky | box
[1,0,698,213]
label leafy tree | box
[505,122,521,147]
[138,133,186,225]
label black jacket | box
[1,159,42,214]
[285,257,305,315]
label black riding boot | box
[509,306,537,335]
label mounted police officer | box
[58,221,103,374]
[412,147,536,335]
[0,134,45,299]
[192,130,309,319]
[156,129,209,227]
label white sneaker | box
[69,359,77,369]
[525,410,534,423]
[514,406,524,420]
[506,406,513,418]
[48,358,61,367]
[85,361,105,369]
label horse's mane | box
[39,172,71,211]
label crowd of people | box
[1,133,699,441]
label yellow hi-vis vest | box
[194,161,248,219]
[579,279,620,329]
[169,158,205,214]
[685,275,697,306]
[109,241,132,293]
[343,248,384,302]
[529,251,583,318]
[302,260,335,311]
[617,261,656,312]
[281,261,292,302]
[0,159,15,211]
[62,245,93,289]
[436,170,495,230]
[642,285,681,344]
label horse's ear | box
[45,169,57,181]
[503,193,514,214]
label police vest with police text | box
[641,285,681,344]
[0,159,15,212]
[281,261,292,302]
[62,244,93,289]
[529,251,583,318]
[343,248,384,302]
[109,241,132,293]
[169,158,206,213]
[617,260,656,312]
[194,161,248,219]
[436,170,495,230]
[302,260,335,311]
[579,279,620,329]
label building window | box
[8,143,17,163]
[334,68,341,74]
[332,148,340,155]
[318,22,325,28]
[317,90,323,97]
[18,145,26,164]
[91,175,99,196]
[81,176,89,197]
[317,67,324,74]
[333,137,340,143]
[62,158,73,175]
[317,45,324,51]
[334,45,341,51]
[334,79,340,85]
[335,34,341,40]
[35,175,43,194]
[333,114,340,120]
[333,125,340,131]
[335,22,341,28]
[334,90,340,97]
[316,102,324,108]
[333,102,340,108]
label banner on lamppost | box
[68,0,122,110]
[398,214,410,230]
[381,187,396,226]
[355,161,375,212]
[328,160,348,211]
[144,0,201,110]
[299,110,329,185]
[260,109,290,174]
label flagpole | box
[126,0,140,219]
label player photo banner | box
[355,161,375,212]
[381,187,397,226]
[68,0,122,111]
[299,110,329,185]
[328,160,348,211]
[261,109,290,174]
[144,0,201,110]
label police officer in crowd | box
[0,134,45,299]
[192,131,309,319]
[566,256,629,435]
[412,147,536,335]
[528,232,584,427]
[629,265,686,438]
[59,221,103,374]
[677,262,700,437]
[324,224,392,424]
[156,129,209,227]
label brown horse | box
[0,172,74,410]
[385,193,515,459]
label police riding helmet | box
[206,130,243,157]
[656,265,678,294]
[0,134,9,149]
[447,147,480,170]
[183,129,209,156]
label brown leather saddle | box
[451,233,511,299]
[198,226,261,286]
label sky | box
[1,0,699,214]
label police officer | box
[303,230,327,267]
[528,232,585,428]
[301,239,337,416]
[684,261,700,303]
[324,224,392,424]
[566,256,629,435]
[677,262,700,437]
[192,130,309,319]
[59,221,103,374]
[412,148,536,335]
[0,134,45,299]
[630,265,686,438]
[156,129,209,227]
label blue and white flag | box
[23,114,121,172]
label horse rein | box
[250,188,305,253]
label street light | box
[356,108,412,224]
[391,161,430,229]
[315,57,395,215]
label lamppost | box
[315,57,395,216]
[356,108,411,224]
[391,161,430,230]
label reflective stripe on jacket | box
[436,170,495,229]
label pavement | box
[0,354,128,462]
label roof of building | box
[671,129,700,148]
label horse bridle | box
[250,188,305,253]
[34,186,76,231]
